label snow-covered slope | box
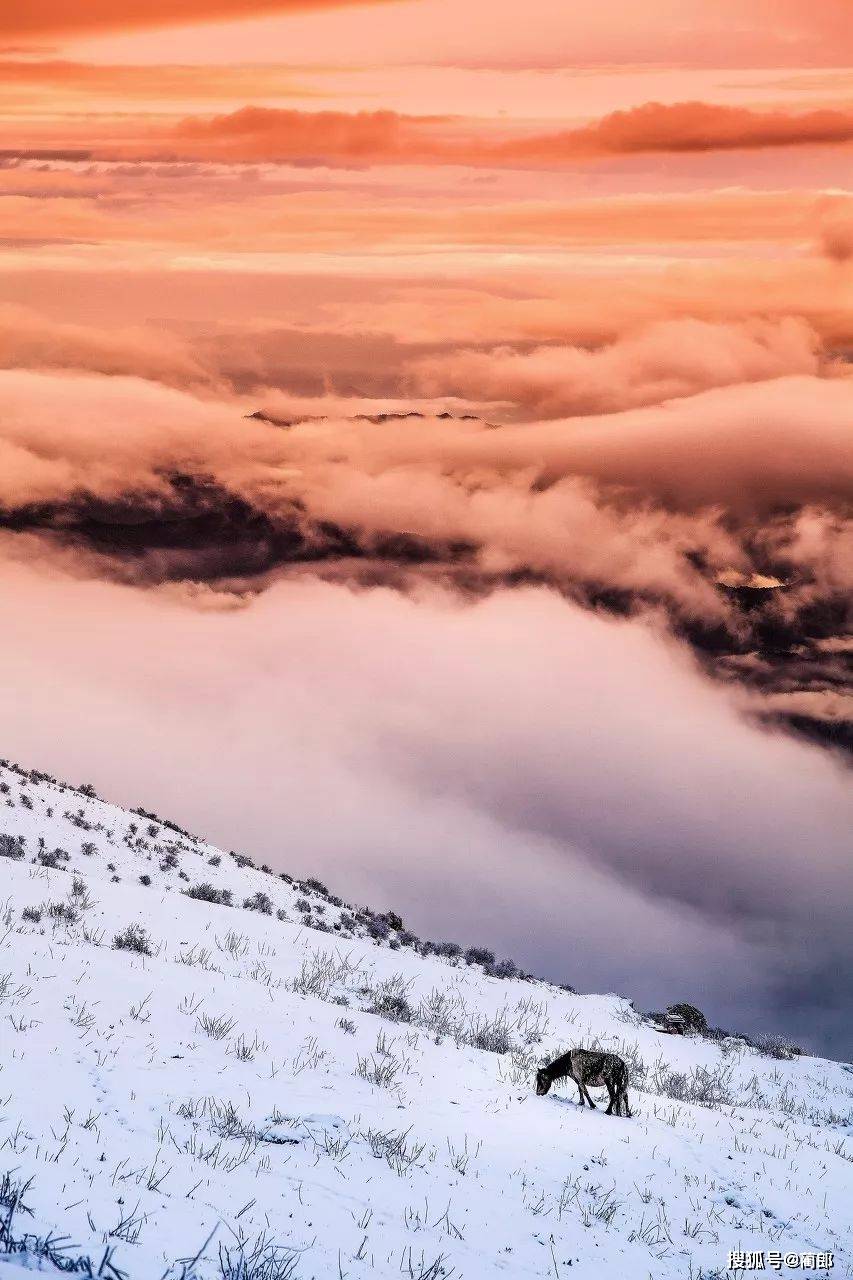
[0,757,851,1279]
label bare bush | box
[290,947,360,1002]
[46,900,80,926]
[754,1032,802,1060]
[243,892,273,915]
[362,1126,426,1175]
[219,1229,301,1280]
[113,923,153,956]
[0,834,24,861]
[197,1012,238,1040]
[185,883,233,906]
[649,1060,734,1109]
[415,988,464,1040]
[464,1010,514,1055]
[364,973,414,1023]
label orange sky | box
[1,0,851,392]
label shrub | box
[21,906,42,923]
[487,958,519,980]
[243,891,273,915]
[81,841,96,857]
[433,940,462,959]
[38,848,70,869]
[160,852,179,870]
[295,898,311,914]
[185,882,233,906]
[754,1032,802,1060]
[650,1061,734,1108]
[208,854,221,867]
[139,874,152,886]
[197,1012,236,1039]
[69,878,93,911]
[0,833,25,860]
[666,1002,708,1034]
[466,1012,514,1054]
[337,1017,356,1034]
[302,877,329,897]
[464,946,495,967]
[366,976,414,1023]
[113,923,153,955]
[46,900,80,925]
[230,852,255,870]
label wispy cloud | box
[3,0,394,40]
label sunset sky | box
[1,1,851,1052]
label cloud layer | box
[0,365,849,756]
[1,566,850,1051]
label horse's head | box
[535,1068,551,1096]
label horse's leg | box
[604,1082,616,1115]
[582,1083,597,1109]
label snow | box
[0,758,851,1279]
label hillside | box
[0,757,850,1280]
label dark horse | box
[535,1048,631,1116]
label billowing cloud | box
[0,366,850,742]
[3,364,852,525]
[410,317,824,418]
